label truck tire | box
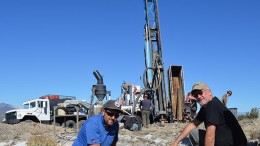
[62,120,76,128]
[24,120,33,123]
[77,120,86,129]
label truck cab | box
[5,99,50,124]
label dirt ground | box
[0,118,259,146]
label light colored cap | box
[192,82,210,91]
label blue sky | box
[0,0,259,112]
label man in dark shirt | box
[171,82,247,146]
[140,93,151,128]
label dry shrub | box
[27,135,56,146]
[13,135,20,139]
[249,130,260,141]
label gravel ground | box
[0,118,259,146]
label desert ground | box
[0,118,259,146]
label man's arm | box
[204,124,216,146]
[171,119,202,146]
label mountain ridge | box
[0,103,17,122]
[0,103,17,111]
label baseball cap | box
[103,100,122,113]
[192,82,210,91]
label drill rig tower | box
[143,0,170,123]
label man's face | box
[191,89,212,106]
[102,109,120,126]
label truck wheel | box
[62,120,76,128]
[24,120,33,123]
[77,120,86,129]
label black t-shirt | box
[196,97,247,146]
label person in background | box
[185,92,197,119]
[171,82,247,146]
[140,93,151,128]
[73,100,122,146]
[221,90,232,106]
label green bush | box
[248,108,259,119]
[237,114,246,121]
[238,107,259,121]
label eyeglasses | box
[191,89,203,98]
[106,110,119,118]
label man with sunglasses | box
[171,82,247,146]
[221,90,232,107]
[73,100,122,146]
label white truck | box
[4,95,90,129]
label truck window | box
[30,102,36,108]
[38,101,43,108]
[24,103,29,109]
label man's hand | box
[170,141,178,146]
[189,94,197,101]
[170,120,201,146]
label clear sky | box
[0,0,259,113]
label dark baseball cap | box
[103,100,122,113]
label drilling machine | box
[142,0,171,123]
[119,0,186,123]
[122,0,186,123]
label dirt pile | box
[0,122,76,146]
[0,118,259,146]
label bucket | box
[58,109,66,115]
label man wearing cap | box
[221,90,232,107]
[73,100,122,146]
[171,82,247,146]
[140,93,152,128]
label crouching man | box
[171,82,247,146]
[73,100,123,146]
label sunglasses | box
[191,89,203,98]
[106,110,119,118]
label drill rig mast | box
[143,0,170,123]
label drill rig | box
[142,0,170,123]
[142,0,186,123]
[120,0,186,123]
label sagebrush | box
[27,135,56,146]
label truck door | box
[37,101,47,114]
[37,101,50,121]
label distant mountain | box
[0,103,17,111]
[0,103,17,122]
